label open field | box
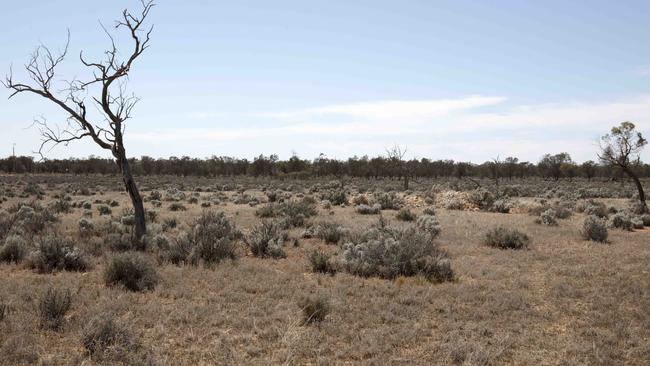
[1,174,649,365]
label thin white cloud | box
[633,66,650,76]
[127,95,650,162]
[258,95,507,120]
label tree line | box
[1,152,648,180]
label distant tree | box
[3,1,155,239]
[580,160,597,181]
[538,153,573,180]
[386,144,410,190]
[503,156,519,180]
[598,122,647,212]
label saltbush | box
[103,253,157,292]
[340,227,453,282]
[580,215,608,242]
[483,227,530,250]
[27,236,89,273]
[246,221,286,258]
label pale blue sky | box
[2,0,650,162]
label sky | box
[1,0,650,163]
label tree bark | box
[118,155,146,239]
[623,166,648,212]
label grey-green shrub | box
[356,204,381,215]
[415,214,441,239]
[491,199,512,213]
[340,227,453,282]
[538,209,558,226]
[246,221,286,258]
[396,208,417,222]
[316,222,346,244]
[309,250,335,274]
[187,211,240,264]
[609,212,633,231]
[422,206,436,216]
[103,253,157,292]
[483,227,530,250]
[374,192,404,210]
[27,236,89,273]
[0,235,27,264]
[581,215,608,242]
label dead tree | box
[3,1,155,239]
[386,144,410,190]
[598,121,648,213]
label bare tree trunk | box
[623,166,647,212]
[403,174,409,190]
[118,155,146,239]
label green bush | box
[483,227,530,250]
[103,253,158,292]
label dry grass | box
[0,174,649,365]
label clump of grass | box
[483,227,530,250]
[396,207,417,221]
[298,294,331,325]
[309,250,336,274]
[316,222,346,244]
[422,206,436,215]
[38,287,72,331]
[246,221,286,258]
[103,253,158,292]
[0,235,27,264]
[169,203,187,212]
[97,205,112,216]
[581,215,608,242]
[255,203,279,218]
[81,314,154,364]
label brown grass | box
[0,174,649,365]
